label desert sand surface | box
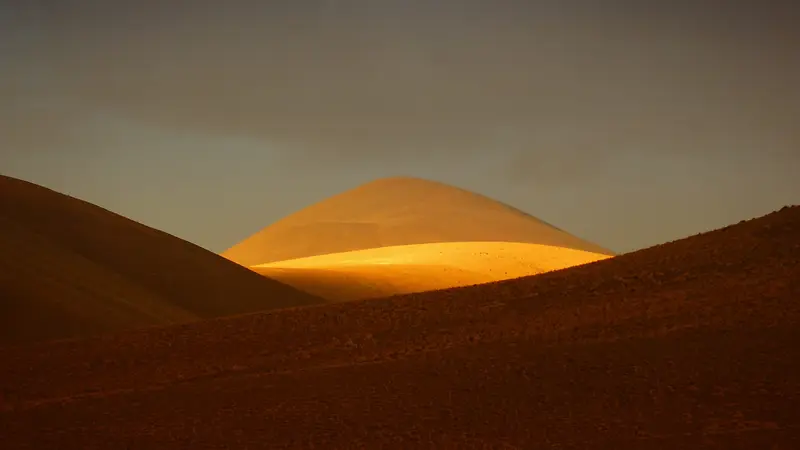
[0,175,321,345]
[223,176,615,266]
[1,206,797,449]
[254,241,612,301]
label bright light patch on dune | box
[252,241,612,301]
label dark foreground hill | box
[0,175,321,345]
[1,206,798,448]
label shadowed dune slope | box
[0,175,321,345]
[223,176,615,266]
[254,241,612,301]
[1,206,797,448]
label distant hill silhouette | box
[223,176,614,266]
[0,175,321,345]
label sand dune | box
[0,175,321,345]
[223,176,615,266]
[254,241,612,301]
[1,206,797,448]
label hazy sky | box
[1,1,798,254]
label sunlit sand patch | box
[252,241,612,301]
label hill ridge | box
[0,174,322,345]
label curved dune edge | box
[222,176,616,267]
[252,241,613,301]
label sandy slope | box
[254,241,612,300]
[0,175,322,345]
[223,176,615,266]
[1,206,797,448]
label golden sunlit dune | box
[254,241,612,301]
[0,175,322,345]
[225,176,615,301]
[223,176,615,266]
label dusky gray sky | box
[1,0,798,254]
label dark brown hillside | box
[0,175,322,345]
[0,206,797,448]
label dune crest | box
[223,176,614,267]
